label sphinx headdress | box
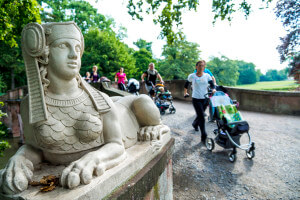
[21,22,110,124]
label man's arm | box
[141,73,146,83]
[212,76,216,85]
[157,73,164,83]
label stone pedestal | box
[0,134,174,200]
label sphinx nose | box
[68,47,78,59]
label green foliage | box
[207,56,239,86]
[0,40,27,90]
[260,69,288,81]
[0,74,7,93]
[234,80,298,91]
[133,49,156,79]
[236,61,257,85]
[134,39,153,54]
[127,0,272,44]
[81,28,137,80]
[0,0,41,47]
[39,0,114,33]
[159,38,200,80]
[0,102,10,157]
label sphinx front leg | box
[0,145,42,194]
[60,143,126,189]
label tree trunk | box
[11,68,15,90]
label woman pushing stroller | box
[186,60,216,143]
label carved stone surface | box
[0,21,171,195]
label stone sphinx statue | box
[0,22,170,195]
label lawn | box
[234,80,299,91]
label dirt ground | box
[161,100,300,200]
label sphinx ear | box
[21,23,48,124]
[22,23,46,57]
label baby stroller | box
[127,78,140,95]
[205,91,255,162]
[154,83,176,115]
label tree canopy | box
[38,0,114,33]
[236,61,257,85]
[159,38,200,80]
[207,56,239,86]
[0,0,41,47]
[127,0,272,44]
[134,39,153,54]
[275,0,299,82]
[81,28,137,80]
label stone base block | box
[1,134,174,200]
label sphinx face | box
[48,38,82,80]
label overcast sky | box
[91,0,287,73]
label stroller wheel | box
[228,152,236,162]
[205,138,215,151]
[169,107,176,114]
[246,149,255,159]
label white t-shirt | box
[188,73,212,99]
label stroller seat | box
[217,104,249,135]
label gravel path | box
[161,100,300,200]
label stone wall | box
[1,81,299,138]
[138,80,300,116]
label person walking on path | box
[184,61,216,98]
[115,67,127,91]
[187,60,216,143]
[141,63,164,97]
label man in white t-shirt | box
[187,60,216,143]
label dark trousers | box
[192,98,208,138]
[118,83,125,91]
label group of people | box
[83,65,101,83]
[83,61,214,144]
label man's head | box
[196,60,206,72]
[149,63,155,70]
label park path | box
[161,100,300,200]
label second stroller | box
[153,83,176,115]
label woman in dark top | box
[141,63,164,96]
[91,65,100,83]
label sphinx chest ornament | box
[33,91,104,154]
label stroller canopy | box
[210,91,232,107]
[128,78,140,90]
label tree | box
[81,28,137,80]
[275,0,299,83]
[0,0,41,48]
[127,0,272,44]
[133,48,156,79]
[0,40,27,90]
[158,38,200,80]
[207,56,239,86]
[134,39,153,54]
[39,0,114,33]
[236,61,257,85]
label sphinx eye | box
[58,43,67,49]
[75,45,81,52]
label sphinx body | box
[0,22,169,195]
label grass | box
[234,80,299,91]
